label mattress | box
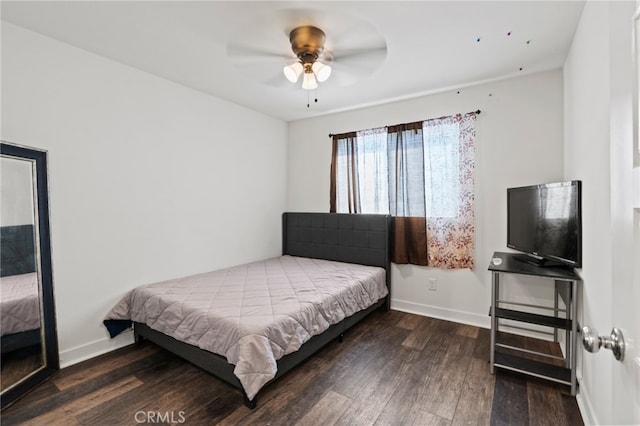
[104,255,387,400]
[1,272,41,336]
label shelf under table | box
[494,351,572,385]
[494,307,572,330]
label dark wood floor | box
[1,310,583,425]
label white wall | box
[1,22,288,366]
[288,70,565,328]
[564,1,637,424]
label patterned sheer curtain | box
[330,111,477,269]
[423,113,477,268]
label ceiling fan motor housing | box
[289,26,326,65]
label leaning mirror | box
[1,141,59,409]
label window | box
[334,128,389,214]
[330,112,478,269]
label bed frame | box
[1,224,41,354]
[1,330,41,355]
[133,212,391,408]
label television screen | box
[507,180,582,267]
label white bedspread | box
[1,272,41,336]
[105,255,387,400]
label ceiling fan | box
[282,25,332,90]
[226,8,388,95]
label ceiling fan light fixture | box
[312,61,332,82]
[302,72,318,90]
[287,25,331,94]
[283,62,303,83]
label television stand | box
[488,251,581,395]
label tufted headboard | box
[282,212,391,307]
[0,224,36,277]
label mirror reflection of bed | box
[0,156,44,395]
[0,271,43,391]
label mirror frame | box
[1,141,59,409]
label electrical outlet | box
[428,278,437,291]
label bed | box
[0,225,42,354]
[104,212,391,408]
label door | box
[610,2,640,423]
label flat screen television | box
[507,180,582,268]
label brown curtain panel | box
[330,132,359,213]
[391,216,428,265]
[387,122,428,265]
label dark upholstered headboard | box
[0,224,37,277]
[282,212,391,306]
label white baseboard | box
[576,382,598,425]
[391,298,491,329]
[59,331,135,368]
[392,298,562,342]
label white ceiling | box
[1,1,585,122]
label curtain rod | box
[328,109,481,138]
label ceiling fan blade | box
[228,58,293,88]
[227,43,292,64]
[331,46,387,64]
[327,52,386,87]
[264,73,296,88]
[327,46,387,86]
[331,60,377,74]
[326,70,362,88]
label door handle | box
[581,326,625,361]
